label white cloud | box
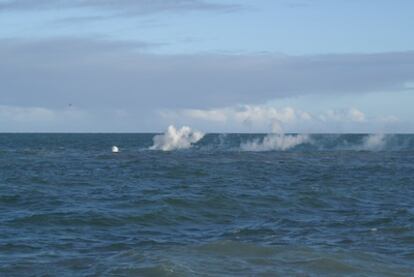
[163,104,398,133]
[0,105,90,132]
[183,105,310,124]
[176,105,313,132]
[378,115,399,123]
[0,0,239,15]
[182,108,228,122]
[320,108,366,123]
[0,105,161,132]
[0,105,55,122]
[2,38,414,111]
[0,105,90,123]
[0,104,402,133]
[348,108,366,122]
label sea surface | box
[0,133,413,276]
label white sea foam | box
[241,133,310,151]
[150,125,204,151]
[360,134,387,151]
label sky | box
[0,0,413,133]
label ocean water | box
[0,133,413,276]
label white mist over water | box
[241,121,310,151]
[360,134,387,151]
[150,125,204,151]
[241,134,310,151]
[149,125,390,152]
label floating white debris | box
[112,146,119,153]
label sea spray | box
[359,134,387,151]
[241,133,310,151]
[150,125,204,151]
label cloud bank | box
[0,0,239,15]
[0,37,412,132]
[2,37,413,111]
[164,104,400,133]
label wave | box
[150,125,204,151]
[241,134,310,151]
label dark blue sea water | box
[1,133,413,276]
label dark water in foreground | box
[0,133,413,276]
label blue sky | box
[0,0,413,132]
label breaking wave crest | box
[241,134,310,151]
[150,125,204,151]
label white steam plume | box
[360,134,387,151]
[241,119,309,151]
[150,125,204,151]
[241,133,309,151]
